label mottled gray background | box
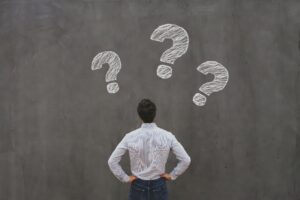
[0,0,299,200]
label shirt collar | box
[141,123,157,128]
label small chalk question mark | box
[91,51,121,94]
[193,61,229,106]
[150,24,189,79]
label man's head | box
[137,99,156,123]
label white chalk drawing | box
[156,64,172,79]
[193,61,229,106]
[150,24,189,79]
[91,51,121,94]
[192,93,207,107]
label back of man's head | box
[137,99,156,123]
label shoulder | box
[155,127,175,139]
[124,128,141,139]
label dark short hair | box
[137,99,156,123]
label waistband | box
[133,177,166,187]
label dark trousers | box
[129,177,168,200]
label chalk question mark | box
[193,61,229,106]
[150,24,189,79]
[91,51,121,94]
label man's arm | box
[107,134,130,183]
[169,134,191,180]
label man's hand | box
[160,173,173,181]
[128,175,137,183]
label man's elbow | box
[184,156,191,167]
[107,157,114,168]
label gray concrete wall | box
[0,0,299,199]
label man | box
[108,99,191,200]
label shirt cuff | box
[169,172,177,180]
[122,175,130,183]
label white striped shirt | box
[108,123,191,182]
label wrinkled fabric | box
[108,123,191,182]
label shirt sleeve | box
[169,134,191,180]
[107,134,130,183]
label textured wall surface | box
[0,0,299,200]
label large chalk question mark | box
[193,61,229,106]
[91,51,121,94]
[150,24,189,79]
